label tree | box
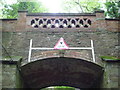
[18,2,48,13]
[62,0,120,18]
[2,3,18,19]
[62,0,102,13]
[2,2,48,19]
[104,1,120,18]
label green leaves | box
[105,1,120,18]
[62,0,120,18]
[2,1,120,19]
[2,3,16,19]
[100,56,119,61]
[18,2,48,13]
[62,0,102,13]
[80,0,101,12]
[41,86,75,90]
[2,2,48,19]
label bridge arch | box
[20,56,104,89]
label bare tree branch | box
[74,0,84,13]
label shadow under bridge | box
[20,57,104,89]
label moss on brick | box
[2,56,22,61]
[100,56,120,61]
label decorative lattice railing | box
[30,17,92,29]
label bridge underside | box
[20,57,103,89]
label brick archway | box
[20,54,104,88]
[26,50,93,64]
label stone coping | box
[27,13,96,16]
[94,10,104,13]
[0,57,22,64]
[18,10,28,12]
[102,58,120,62]
[105,18,120,21]
[0,60,18,64]
[0,19,17,20]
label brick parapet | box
[1,10,119,32]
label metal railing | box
[28,39,95,62]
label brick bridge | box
[1,10,120,89]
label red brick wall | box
[2,11,119,32]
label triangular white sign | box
[54,37,69,50]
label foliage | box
[100,56,119,60]
[42,86,75,90]
[104,1,120,18]
[53,86,75,89]
[1,1,120,19]
[62,0,120,18]
[2,2,48,19]
[18,2,48,13]
[2,3,19,19]
[62,0,102,13]
[2,56,22,61]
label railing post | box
[27,39,96,63]
[91,40,95,62]
[28,39,32,62]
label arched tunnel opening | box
[41,86,77,90]
[20,57,104,89]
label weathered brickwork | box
[2,31,118,66]
[101,61,120,88]
[1,10,120,89]
[2,64,17,88]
